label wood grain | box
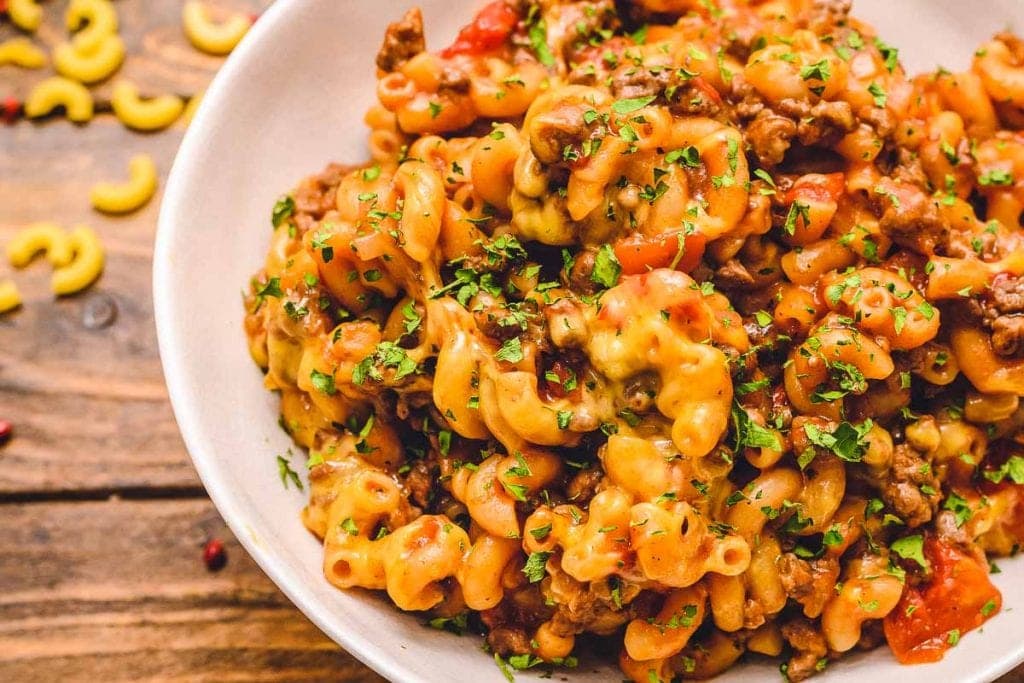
[0,114,198,496]
[0,0,268,102]
[0,497,383,682]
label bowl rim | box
[152,2,1024,683]
[153,1,414,681]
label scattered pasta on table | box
[3,222,105,309]
[7,222,75,269]
[90,154,159,214]
[23,76,94,122]
[65,0,119,54]
[244,1,1024,681]
[110,79,185,131]
[181,1,252,56]
[7,0,43,33]
[51,225,105,296]
[0,280,23,314]
[0,36,47,68]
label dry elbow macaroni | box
[66,0,119,54]
[6,223,104,299]
[243,2,1024,681]
[110,80,185,131]
[7,0,42,32]
[53,33,125,84]
[90,154,159,214]
[0,280,23,314]
[24,77,94,122]
[7,222,75,268]
[181,1,251,56]
[0,37,47,68]
[52,226,104,296]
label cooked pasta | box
[51,225,104,295]
[243,2,1024,681]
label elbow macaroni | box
[53,33,125,84]
[8,0,42,32]
[181,1,251,55]
[110,80,185,131]
[7,222,75,268]
[66,0,119,54]
[24,77,94,122]
[242,2,1024,680]
[90,154,159,214]
[0,37,47,68]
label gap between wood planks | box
[0,484,208,504]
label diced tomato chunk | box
[690,76,723,105]
[781,172,845,205]
[440,1,519,58]
[612,230,707,276]
[540,359,581,401]
[883,538,1001,664]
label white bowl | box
[155,1,1024,681]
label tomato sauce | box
[440,1,519,58]
[612,230,707,275]
[781,172,845,205]
[884,538,1002,664]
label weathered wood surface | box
[1,2,380,681]
[0,498,385,682]
[0,114,198,496]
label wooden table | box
[0,1,380,680]
[1,2,1022,683]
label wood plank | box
[1,0,271,103]
[0,114,197,494]
[0,497,383,682]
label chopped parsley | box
[612,94,657,114]
[495,337,525,363]
[803,420,873,463]
[277,454,303,490]
[783,201,811,234]
[867,81,887,107]
[271,195,295,228]
[943,491,973,527]
[800,59,831,82]
[522,550,551,583]
[428,612,468,635]
[979,169,1014,187]
[890,534,929,570]
[666,145,701,167]
[731,402,781,451]
[352,342,418,385]
[983,455,1024,484]
[310,368,337,395]
[591,243,622,288]
[875,37,899,72]
[526,8,555,67]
